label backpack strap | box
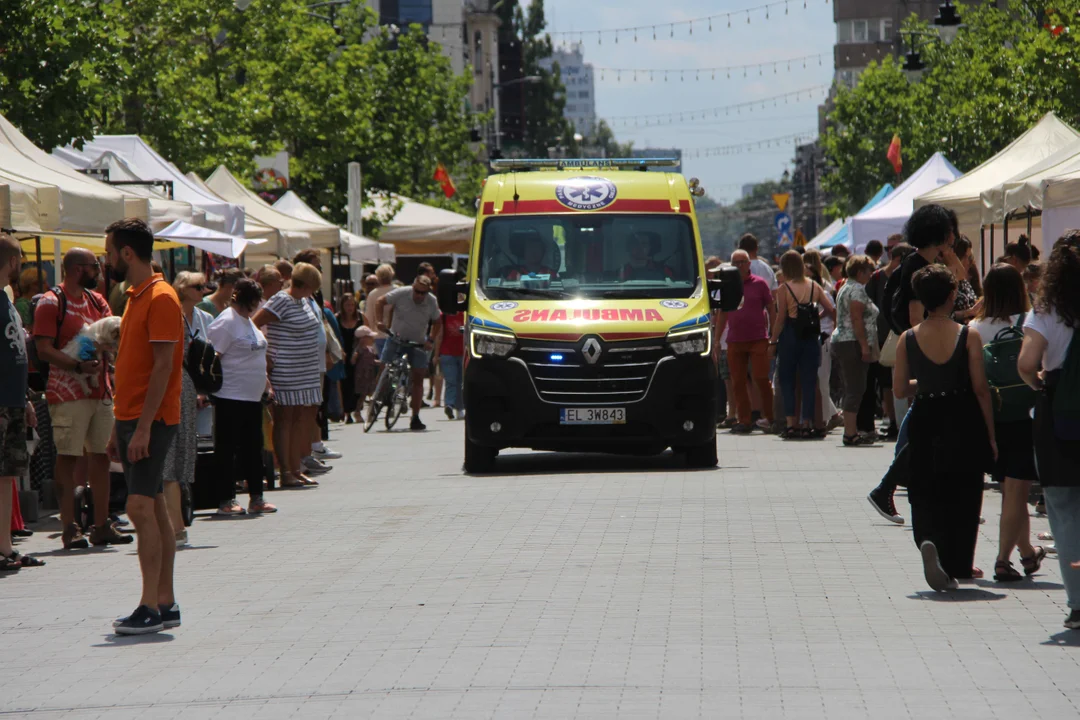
[51,286,67,350]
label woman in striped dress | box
[253,262,324,488]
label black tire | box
[74,485,93,533]
[464,432,497,474]
[180,483,194,527]
[683,437,718,469]
[385,372,408,430]
[364,371,391,432]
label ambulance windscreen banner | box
[478,215,698,300]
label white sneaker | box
[175,530,189,548]
[302,456,332,474]
[312,446,342,460]
[455,410,465,420]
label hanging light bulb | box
[653,27,656,40]
[709,17,713,31]
[727,14,731,27]
[615,31,618,44]
[634,30,638,42]
[689,21,693,35]
[670,24,674,37]
[747,11,751,23]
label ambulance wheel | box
[682,438,717,469]
[464,435,497,474]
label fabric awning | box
[363,193,474,256]
[155,220,265,259]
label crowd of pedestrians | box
[713,210,1080,629]
[1,218,466,636]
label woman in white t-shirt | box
[207,279,277,516]
[970,264,1041,582]
[1018,231,1080,630]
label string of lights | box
[605,85,829,128]
[548,0,829,44]
[591,53,826,83]
[682,131,818,159]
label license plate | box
[560,407,626,425]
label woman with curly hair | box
[1019,230,1080,629]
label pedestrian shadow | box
[20,545,122,559]
[909,589,1008,602]
[461,451,745,478]
[999,580,1066,591]
[93,633,175,647]
[1042,630,1080,647]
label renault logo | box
[581,337,602,365]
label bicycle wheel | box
[385,370,409,430]
[364,370,391,432]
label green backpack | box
[982,314,1036,422]
[1052,328,1080,441]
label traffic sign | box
[774,212,793,237]
[772,193,790,211]
[793,229,807,248]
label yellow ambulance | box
[437,158,743,472]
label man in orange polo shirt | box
[103,218,185,636]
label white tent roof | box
[155,220,264,259]
[206,166,339,258]
[806,218,845,250]
[272,190,394,264]
[363,193,474,255]
[979,140,1080,224]
[58,135,246,236]
[850,153,962,252]
[0,115,141,234]
[915,113,1080,230]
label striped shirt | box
[262,292,323,406]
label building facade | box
[832,0,943,90]
[539,43,597,137]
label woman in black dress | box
[893,264,996,591]
[336,294,362,423]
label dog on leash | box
[60,316,122,395]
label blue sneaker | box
[114,603,180,630]
[113,605,163,635]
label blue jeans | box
[777,323,820,424]
[1044,486,1080,610]
[440,355,464,411]
[873,399,912,496]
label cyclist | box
[373,275,442,431]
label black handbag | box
[184,321,222,394]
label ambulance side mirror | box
[438,268,468,313]
[707,266,743,312]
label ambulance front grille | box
[515,339,668,405]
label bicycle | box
[364,332,426,432]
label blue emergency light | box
[550,354,564,362]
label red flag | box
[887,135,902,175]
[434,162,456,198]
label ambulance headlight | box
[471,329,517,358]
[666,327,711,356]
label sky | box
[543,0,836,204]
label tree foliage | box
[822,0,1080,216]
[0,0,487,225]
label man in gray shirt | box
[374,275,443,430]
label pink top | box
[725,274,773,344]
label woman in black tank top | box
[893,265,996,592]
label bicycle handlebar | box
[385,331,427,349]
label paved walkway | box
[2,416,1078,719]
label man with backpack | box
[33,248,131,550]
[867,206,955,525]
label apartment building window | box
[579,91,590,99]
[835,68,863,89]
[398,0,432,26]
[837,19,891,44]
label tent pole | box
[979,227,985,276]
[34,236,43,292]
[1027,208,1032,239]
[989,223,995,266]
[53,236,61,285]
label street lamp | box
[933,0,963,45]
[901,32,928,82]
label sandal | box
[280,474,309,489]
[0,555,20,572]
[3,551,44,568]
[994,560,1023,582]
[969,567,984,579]
[721,417,738,429]
[780,427,801,440]
[843,433,874,446]
[1021,546,1047,576]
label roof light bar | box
[490,158,681,171]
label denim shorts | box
[381,338,429,371]
[114,419,178,498]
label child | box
[353,326,378,407]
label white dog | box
[60,316,122,395]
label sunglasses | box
[189,283,205,291]
[413,288,430,295]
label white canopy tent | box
[272,190,394,264]
[60,135,246,236]
[1041,169,1080,244]
[979,141,1080,226]
[363,193,474,256]
[206,166,339,259]
[155,220,265,259]
[916,113,1080,238]
[849,153,962,252]
[806,218,845,250]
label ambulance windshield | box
[478,215,699,300]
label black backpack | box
[786,284,821,341]
[183,320,223,394]
[27,286,106,382]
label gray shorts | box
[114,419,178,498]
[0,406,28,478]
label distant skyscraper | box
[540,43,596,137]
